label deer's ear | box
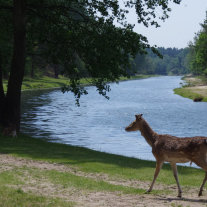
[135,114,143,120]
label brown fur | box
[194,97,203,102]
[125,114,207,198]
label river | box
[21,76,207,165]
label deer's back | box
[152,135,207,163]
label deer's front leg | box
[170,162,182,198]
[147,160,163,193]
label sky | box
[125,0,207,48]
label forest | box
[131,47,190,75]
[187,12,207,76]
[24,47,191,77]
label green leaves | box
[0,0,183,103]
[189,11,207,76]
[135,0,181,28]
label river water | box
[21,76,207,164]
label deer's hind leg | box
[170,162,182,198]
[147,160,163,193]
[199,172,207,196]
[193,158,207,196]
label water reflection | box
[21,76,207,166]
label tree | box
[189,11,207,76]
[132,47,190,75]
[0,0,182,134]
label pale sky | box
[125,0,207,48]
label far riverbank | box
[3,75,155,92]
[174,75,207,102]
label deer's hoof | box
[177,194,182,198]
[198,191,203,197]
[145,190,151,194]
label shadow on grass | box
[157,197,207,204]
[0,134,202,176]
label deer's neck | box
[140,120,157,147]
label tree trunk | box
[31,54,34,78]
[0,52,5,126]
[54,64,59,79]
[3,0,26,133]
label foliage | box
[0,0,183,131]
[0,0,183,97]
[132,47,190,75]
[188,11,207,76]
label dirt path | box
[1,154,207,207]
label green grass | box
[0,133,206,205]
[174,88,206,101]
[0,170,23,185]
[28,168,149,195]
[0,133,173,206]
[118,74,158,81]
[0,134,205,187]
[3,74,156,92]
[0,186,74,207]
[3,76,70,91]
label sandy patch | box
[1,154,207,207]
[187,86,207,97]
[185,77,204,86]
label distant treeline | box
[187,12,207,76]
[22,46,191,79]
[4,11,207,80]
[131,11,207,77]
[130,47,190,76]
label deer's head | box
[125,114,143,132]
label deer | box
[125,114,207,198]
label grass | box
[0,134,205,187]
[0,133,206,205]
[174,88,207,101]
[0,186,74,207]
[3,74,156,92]
[0,164,74,206]
[29,168,148,195]
[3,76,70,91]
[174,76,207,102]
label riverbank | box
[3,75,155,92]
[0,134,207,206]
[174,76,207,102]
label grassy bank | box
[0,134,206,206]
[174,76,207,102]
[3,74,155,92]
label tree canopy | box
[0,0,182,133]
[188,11,207,76]
[132,47,190,75]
